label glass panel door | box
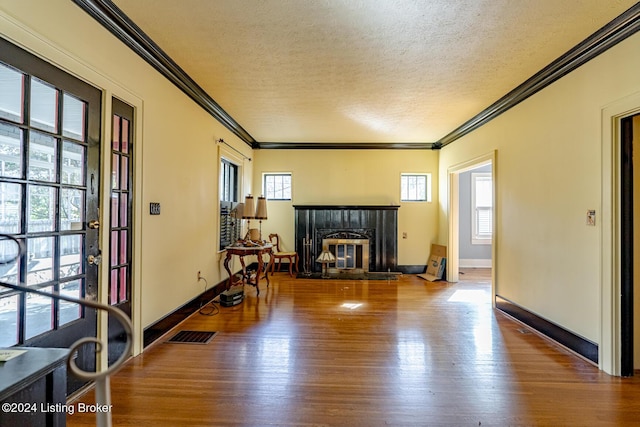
[108,97,133,364]
[0,38,102,395]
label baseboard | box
[143,277,229,347]
[495,295,598,364]
[459,259,492,268]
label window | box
[401,173,431,202]
[219,158,240,250]
[263,173,291,200]
[472,172,492,243]
[220,158,238,203]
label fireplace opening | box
[322,238,369,274]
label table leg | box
[238,256,247,284]
[264,251,274,286]
[223,252,233,290]
[254,252,262,296]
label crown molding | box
[257,142,437,150]
[71,0,258,148]
[437,3,640,148]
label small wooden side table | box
[223,243,274,295]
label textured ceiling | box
[112,0,637,144]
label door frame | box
[447,151,496,302]
[601,93,640,376]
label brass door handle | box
[88,220,100,229]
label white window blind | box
[472,173,492,243]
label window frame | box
[471,172,492,244]
[400,173,431,202]
[262,172,292,201]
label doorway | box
[447,152,496,301]
[458,164,493,270]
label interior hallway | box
[68,269,640,426]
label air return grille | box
[166,330,218,344]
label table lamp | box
[316,249,336,278]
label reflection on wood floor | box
[68,269,640,426]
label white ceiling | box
[112,0,637,144]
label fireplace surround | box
[294,205,399,273]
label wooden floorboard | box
[67,269,640,426]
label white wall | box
[439,32,640,346]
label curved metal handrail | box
[0,234,132,427]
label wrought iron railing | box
[0,234,132,427]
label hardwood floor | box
[67,269,640,426]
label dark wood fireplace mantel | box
[294,205,399,273]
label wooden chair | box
[268,233,299,276]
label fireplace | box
[294,205,399,273]
[322,234,370,274]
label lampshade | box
[242,195,255,219]
[316,250,336,263]
[255,196,268,220]
[232,202,244,218]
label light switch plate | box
[586,210,596,226]
[150,202,161,215]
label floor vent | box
[166,330,217,344]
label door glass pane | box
[121,118,129,153]
[0,237,19,285]
[0,63,24,123]
[0,295,18,346]
[60,234,83,278]
[120,156,128,190]
[30,78,58,133]
[25,285,53,339]
[0,182,21,233]
[111,193,119,227]
[62,140,85,185]
[62,93,85,140]
[60,188,84,231]
[28,131,57,182]
[0,122,22,178]
[119,230,127,264]
[110,231,118,267]
[28,185,56,232]
[112,153,120,189]
[110,269,118,304]
[120,193,128,227]
[59,279,81,325]
[27,236,54,285]
[119,266,127,302]
[112,115,120,151]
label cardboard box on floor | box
[418,244,447,282]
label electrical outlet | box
[197,271,202,281]
[402,232,407,239]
